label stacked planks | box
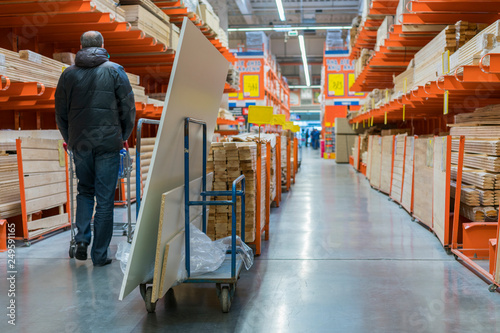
[94,0,127,22]
[390,134,406,203]
[401,136,414,213]
[413,137,434,228]
[129,137,156,201]
[451,153,500,173]
[379,135,394,194]
[122,3,171,48]
[369,136,382,189]
[19,138,69,238]
[207,142,263,242]
[0,149,20,219]
[281,135,287,186]
[453,104,500,127]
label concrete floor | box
[2,148,500,332]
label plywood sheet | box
[366,136,373,180]
[380,136,394,194]
[120,18,229,300]
[433,136,448,245]
[413,137,434,227]
[151,175,212,302]
[401,137,415,212]
[391,135,406,203]
[369,136,382,189]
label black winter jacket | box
[55,47,136,152]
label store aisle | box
[2,148,500,332]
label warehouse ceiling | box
[217,0,362,86]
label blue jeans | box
[73,149,120,264]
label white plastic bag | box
[115,241,131,274]
[214,236,254,270]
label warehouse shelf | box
[350,1,500,92]
[349,56,500,125]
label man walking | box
[55,31,136,266]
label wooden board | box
[432,136,449,245]
[24,172,66,189]
[369,136,382,189]
[28,213,68,231]
[366,136,373,180]
[379,136,394,195]
[451,152,500,173]
[391,135,406,203]
[450,126,500,138]
[24,181,66,202]
[413,138,434,228]
[451,166,499,190]
[353,136,360,170]
[151,175,212,302]
[120,18,229,301]
[451,138,500,156]
[25,192,67,215]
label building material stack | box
[207,141,264,243]
[0,142,20,219]
[449,105,500,221]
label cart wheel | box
[445,248,452,255]
[453,254,458,260]
[69,245,75,258]
[25,241,31,247]
[489,284,498,292]
[145,286,157,313]
[220,286,230,313]
[411,217,416,222]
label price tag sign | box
[356,122,359,129]
[248,105,273,125]
[283,121,294,130]
[442,50,450,75]
[384,112,388,125]
[272,114,286,126]
[292,125,300,132]
[403,104,406,122]
[243,74,260,98]
[371,116,374,127]
[444,90,449,115]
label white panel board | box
[120,18,229,300]
[151,174,212,302]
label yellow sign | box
[326,122,332,127]
[228,92,238,98]
[248,106,273,125]
[444,90,449,115]
[327,73,344,97]
[272,114,286,126]
[356,122,359,129]
[371,116,374,127]
[403,104,406,122]
[283,121,294,130]
[442,50,450,75]
[384,112,388,125]
[292,125,300,133]
[243,74,260,98]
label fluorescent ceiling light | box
[228,26,351,32]
[298,35,311,87]
[275,0,286,21]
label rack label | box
[443,90,449,115]
[384,112,387,125]
[403,104,406,122]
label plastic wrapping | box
[183,0,198,12]
[246,31,269,53]
[176,225,254,284]
[116,241,131,274]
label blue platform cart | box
[139,117,247,313]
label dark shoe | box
[75,242,88,261]
[93,258,112,267]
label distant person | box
[55,31,136,266]
[311,129,320,150]
[305,129,310,147]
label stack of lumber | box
[390,134,406,203]
[355,49,373,79]
[281,135,287,185]
[379,135,394,194]
[450,20,499,72]
[401,136,414,212]
[450,126,500,138]
[413,137,434,227]
[122,4,171,47]
[375,15,394,52]
[197,3,220,36]
[0,48,66,88]
[451,152,500,173]
[451,138,500,156]
[207,142,263,242]
[412,25,457,87]
[129,137,156,201]
[451,166,499,190]
[450,180,481,206]
[393,60,414,96]
[94,0,126,22]
[381,129,410,136]
[454,104,500,126]
[0,153,20,219]
[366,136,373,180]
[369,136,382,189]
[19,138,69,238]
[460,204,498,222]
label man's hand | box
[123,141,129,150]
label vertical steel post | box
[184,118,191,277]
